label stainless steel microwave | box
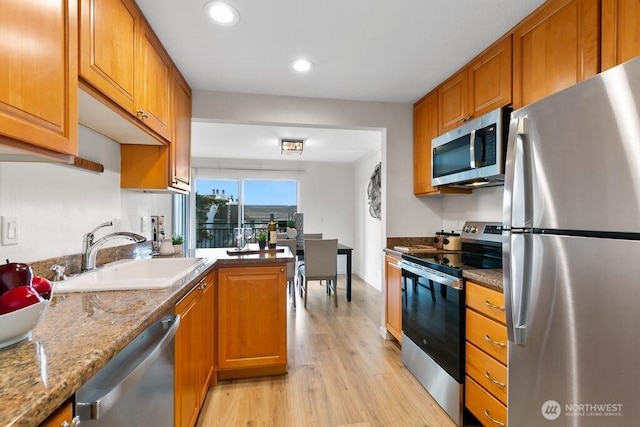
[431,106,511,188]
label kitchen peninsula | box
[0,247,292,426]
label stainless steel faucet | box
[81,221,147,272]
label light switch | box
[1,216,18,245]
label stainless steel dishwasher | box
[76,309,180,426]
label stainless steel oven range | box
[400,221,502,426]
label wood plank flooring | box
[196,275,457,427]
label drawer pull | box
[484,334,506,347]
[484,300,505,311]
[484,408,505,426]
[484,370,506,388]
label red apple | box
[0,286,43,315]
[0,262,33,296]
[31,276,52,300]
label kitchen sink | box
[54,258,206,293]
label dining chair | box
[303,233,323,239]
[297,233,323,266]
[297,239,338,308]
[278,239,298,308]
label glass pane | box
[195,179,239,248]
[243,180,298,234]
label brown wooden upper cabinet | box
[469,37,513,117]
[601,0,640,71]
[170,67,193,192]
[0,0,78,159]
[79,0,138,115]
[80,0,172,142]
[512,0,600,109]
[137,17,172,141]
[438,37,512,134]
[414,91,471,196]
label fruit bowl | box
[0,300,49,349]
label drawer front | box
[466,376,507,427]
[466,281,506,324]
[466,342,507,404]
[466,309,507,364]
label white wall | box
[440,186,504,232]
[0,125,172,263]
[192,90,445,239]
[354,149,383,289]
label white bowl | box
[0,300,49,349]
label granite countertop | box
[463,269,503,292]
[0,247,292,426]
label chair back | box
[303,233,323,240]
[303,239,338,279]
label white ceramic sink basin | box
[54,258,206,293]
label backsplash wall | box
[440,186,504,231]
[0,125,172,264]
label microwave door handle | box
[469,129,477,168]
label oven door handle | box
[401,262,461,290]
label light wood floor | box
[196,275,457,427]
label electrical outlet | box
[112,218,122,231]
[1,216,18,245]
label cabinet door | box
[79,0,138,114]
[137,18,172,141]
[413,92,438,195]
[198,274,215,402]
[384,255,402,342]
[217,266,287,371]
[171,67,192,192]
[0,0,77,156]
[175,287,200,427]
[602,0,640,71]
[513,0,600,108]
[438,68,470,134]
[40,401,73,427]
[469,37,512,116]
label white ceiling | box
[136,0,546,162]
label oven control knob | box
[463,226,470,232]
[470,226,477,233]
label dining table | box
[296,243,354,302]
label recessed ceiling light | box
[204,1,239,26]
[292,58,314,72]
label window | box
[195,179,297,248]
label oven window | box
[402,277,464,382]
[433,133,472,177]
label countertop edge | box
[2,250,291,426]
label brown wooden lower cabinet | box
[466,376,507,427]
[384,254,402,342]
[465,281,508,426]
[217,265,287,380]
[175,272,215,427]
[39,401,75,427]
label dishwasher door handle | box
[77,315,181,420]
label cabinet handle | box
[484,370,506,388]
[462,115,472,123]
[484,334,506,348]
[483,409,505,426]
[136,109,149,120]
[61,417,80,427]
[484,300,505,311]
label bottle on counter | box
[268,213,277,249]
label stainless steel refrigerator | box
[503,56,640,426]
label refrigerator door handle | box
[506,233,530,345]
[503,116,530,230]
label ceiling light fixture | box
[291,58,314,72]
[281,138,304,155]
[204,1,239,26]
